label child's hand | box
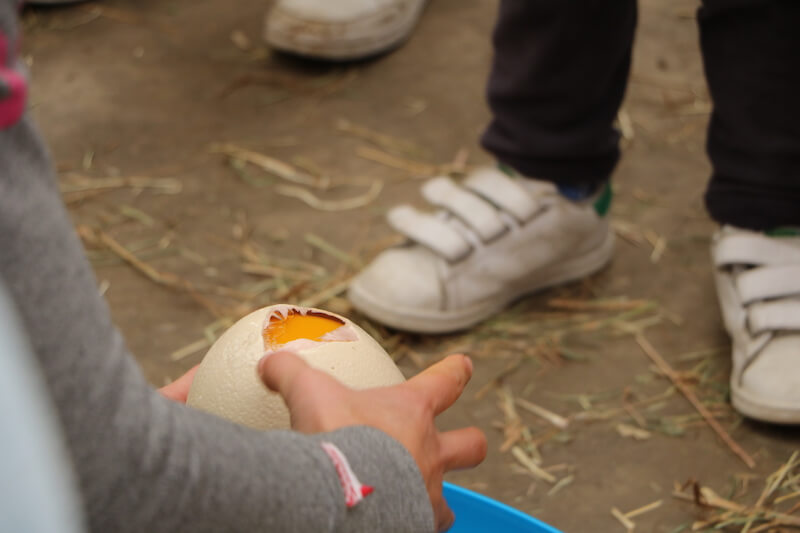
[259,350,487,532]
[158,365,200,404]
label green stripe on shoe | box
[498,162,517,177]
[593,183,612,217]
[766,227,800,237]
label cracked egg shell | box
[186,304,405,430]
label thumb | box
[257,350,311,397]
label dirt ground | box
[24,0,799,531]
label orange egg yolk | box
[263,312,342,348]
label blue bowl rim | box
[442,482,563,533]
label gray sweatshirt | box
[0,2,433,531]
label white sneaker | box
[712,226,800,424]
[348,167,614,333]
[264,0,428,60]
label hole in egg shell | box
[262,305,357,351]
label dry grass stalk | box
[60,174,182,194]
[97,230,229,318]
[611,506,636,532]
[449,148,470,175]
[403,348,428,369]
[758,451,799,502]
[96,279,110,297]
[300,278,352,309]
[575,302,658,334]
[675,345,729,362]
[63,189,109,205]
[170,338,212,361]
[510,446,556,484]
[355,145,439,176]
[650,237,667,263]
[616,423,652,441]
[617,109,635,141]
[474,357,524,400]
[99,231,181,288]
[211,143,323,188]
[643,229,667,263]
[291,156,328,180]
[515,398,570,430]
[275,280,311,302]
[240,242,325,276]
[775,490,800,505]
[748,520,783,533]
[636,334,756,469]
[335,118,424,158]
[276,180,383,211]
[673,472,800,531]
[547,475,575,496]
[241,263,315,281]
[118,204,156,226]
[497,387,524,452]
[622,389,648,427]
[170,318,236,362]
[230,29,251,51]
[534,339,565,367]
[659,307,685,326]
[548,298,652,312]
[612,314,664,336]
[643,229,659,246]
[624,499,663,520]
[612,220,646,247]
[304,233,362,269]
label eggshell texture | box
[186,305,406,430]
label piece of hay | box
[276,180,382,212]
[636,334,755,469]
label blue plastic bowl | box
[443,483,562,533]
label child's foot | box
[348,166,614,333]
[264,0,428,61]
[712,226,800,424]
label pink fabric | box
[0,32,26,129]
[321,442,374,508]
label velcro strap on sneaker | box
[714,233,800,268]
[421,176,507,241]
[387,205,471,262]
[748,300,800,335]
[736,265,800,305]
[463,167,541,223]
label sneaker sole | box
[349,230,615,334]
[265,2,427,61]
[731,382,800,425]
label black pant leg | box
[481,0,637,186]
[700,0,800,230]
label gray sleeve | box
[0,9,434,532]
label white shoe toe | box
[351,247,442,311]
